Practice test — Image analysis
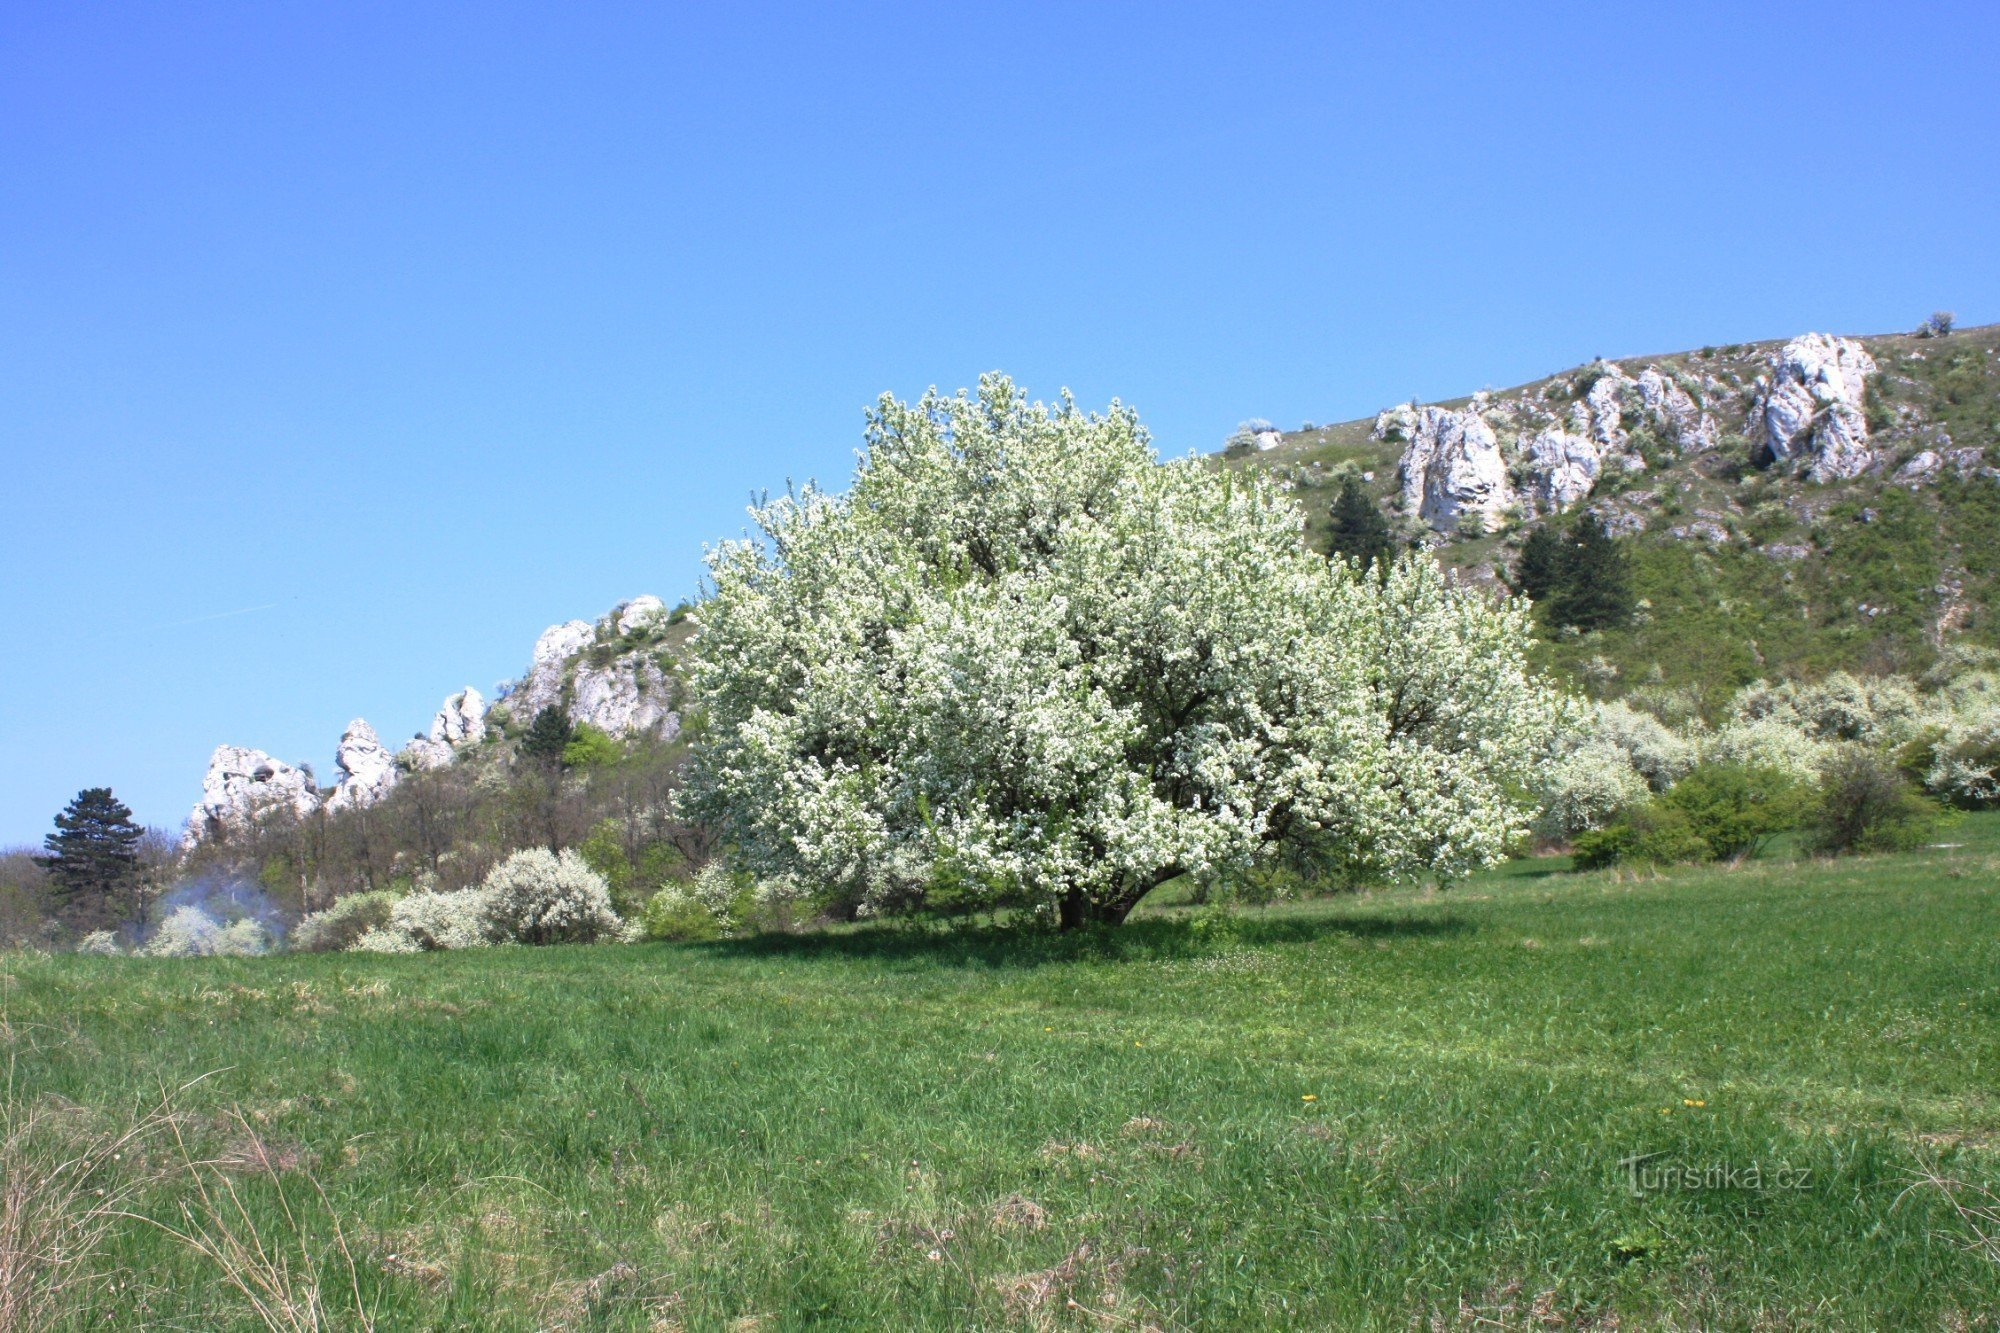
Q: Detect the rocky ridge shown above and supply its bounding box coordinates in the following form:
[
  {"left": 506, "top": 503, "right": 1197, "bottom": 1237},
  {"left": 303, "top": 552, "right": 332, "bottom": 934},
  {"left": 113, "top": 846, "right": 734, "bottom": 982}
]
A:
[{"left": 186, "top": 595, "right": 684, "bottom": 845}]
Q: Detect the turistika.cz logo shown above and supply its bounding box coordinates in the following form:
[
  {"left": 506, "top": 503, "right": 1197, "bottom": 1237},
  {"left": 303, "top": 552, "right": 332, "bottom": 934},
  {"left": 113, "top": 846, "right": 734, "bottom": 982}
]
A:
[{"left": 1616, "top": 1152, "right": 1814, "bottom": 1198}]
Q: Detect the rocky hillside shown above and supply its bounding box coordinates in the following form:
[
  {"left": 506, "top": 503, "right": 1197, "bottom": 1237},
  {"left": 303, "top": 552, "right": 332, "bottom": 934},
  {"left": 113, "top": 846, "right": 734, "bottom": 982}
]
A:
[
  {"left": 186, "top": 596, "right": 690, "bottom": 843},
  {"left": 185, "top": 321, "right": 2000, "bottom": 843},
  {"left": 1229, "top": 323, "right": 2000, "bottom": 706}
]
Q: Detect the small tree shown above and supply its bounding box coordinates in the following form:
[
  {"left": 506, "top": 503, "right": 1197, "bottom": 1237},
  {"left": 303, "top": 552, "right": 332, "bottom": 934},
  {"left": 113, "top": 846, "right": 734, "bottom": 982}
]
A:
[
  {"left": 1512, "top": 524, "right": 1565, "bottom": 602},
  {"left": 34, "top": 788, "right": 143, "bottom": 930},
  {"left": 1544, "top": 516, "right": 1633, "bottom": 632},
  {"left": 1325, "top": 473, "right": 1396, "bottom": 575},
  {"left": 519, "top": 706, "right": 576, "bottom": 767},
  {"left": 1917, "top": 310, "right": 1956, "bottom": 339},
  {"left": 1806, "top": 749, "right": 1946, "bottom": 854}
]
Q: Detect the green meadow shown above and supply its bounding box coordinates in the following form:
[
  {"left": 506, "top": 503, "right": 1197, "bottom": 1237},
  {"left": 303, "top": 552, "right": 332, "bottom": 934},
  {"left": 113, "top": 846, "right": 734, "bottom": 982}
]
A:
[{"left": 10, "top": 819, "right": 2000, "bottom": 1329}]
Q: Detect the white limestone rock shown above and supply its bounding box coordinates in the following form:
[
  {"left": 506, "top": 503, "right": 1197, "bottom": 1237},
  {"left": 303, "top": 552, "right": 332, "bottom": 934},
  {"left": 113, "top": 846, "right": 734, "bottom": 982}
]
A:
[
  {"left": 1635, "top": 369, "right": 1717, "bottom": 452},
  {"left": 1524, "top": 429, "right": 1602, "bottom": 512},
  {"left": 1571, "top": 365, "right": 1631, "bottom": 453},
  {"left": 1896, "top": 451, "right": 1942, "bottom": 486},
  {"left": 1754, "top": 334, "right": 1878, "bottom": 480},
  {"left": 570, "top": 657, "right": 681, "bottom": 741},
  {"left": 1253, "top": 428, "right": 1284, "bottom": 452},
  {"left": 399, "top": 687, "right": 488, "bottom": 771},
  {"left": 615, "top": 596, "right": 668, "bottom": 633},
  {"left": 430, "top": 687, "right": 487, "bottom": 745},
  {"left": 187, "top": 746, "right": 320, "bottom": 845},
  {"left": 327, "top": 719, "right": 398, "bottom": 812},
  {"left": 516, "top": 619, "right": 594, "bottom": 719},
  {"left": 1390, "top": 406, "right": 1512, "bottom": 532}
]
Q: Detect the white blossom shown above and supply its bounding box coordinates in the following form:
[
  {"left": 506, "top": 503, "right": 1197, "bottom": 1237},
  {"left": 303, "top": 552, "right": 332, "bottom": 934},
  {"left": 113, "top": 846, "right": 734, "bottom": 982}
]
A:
[{"left": 684, "top": 375, "right": 1573, "bottom": 924}]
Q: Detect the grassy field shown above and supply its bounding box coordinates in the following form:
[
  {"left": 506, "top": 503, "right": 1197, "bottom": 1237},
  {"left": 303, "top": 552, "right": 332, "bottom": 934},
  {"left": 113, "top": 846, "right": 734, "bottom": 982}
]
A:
[{"left": 9, "top": 822, "right": 2000, "bottom": 1329}]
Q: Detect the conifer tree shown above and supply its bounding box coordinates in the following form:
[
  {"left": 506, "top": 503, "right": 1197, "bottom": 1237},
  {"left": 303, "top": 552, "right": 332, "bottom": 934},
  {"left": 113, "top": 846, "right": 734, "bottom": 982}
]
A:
[
  {"left": 35, "top": 787, "right": 142, "bottom": 929},
  {"left": 1325, "top": 473, "right": 1396, "bottom": 575},
  {"left": 1546, "top": 515, "right": 1633, "bottom": 631},
  {"left": 1513, "top": 523, "right": 1565, "bottom": 602},
  {"left": 520, "top": 705, "right": 576, "bottom": 768}
]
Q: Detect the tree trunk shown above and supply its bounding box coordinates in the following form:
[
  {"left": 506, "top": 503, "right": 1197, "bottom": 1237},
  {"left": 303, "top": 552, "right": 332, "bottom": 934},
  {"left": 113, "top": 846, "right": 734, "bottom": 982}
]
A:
[{"left": 1055, "top": 867, "right": 1185, "bottom": 930}]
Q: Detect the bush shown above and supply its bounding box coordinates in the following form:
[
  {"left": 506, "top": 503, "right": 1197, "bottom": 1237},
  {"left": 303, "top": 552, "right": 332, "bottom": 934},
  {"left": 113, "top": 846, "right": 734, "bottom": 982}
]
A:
[
  {"left": 640, "top": 884, "right": 724, "bottom": 942},
  {"left": 1917, "top": 310, "right": 1955, "bottom": 339},
  {"left": 139, "top": 906, "right": 271, "bottom": 958},
  {"left": 359, "top": 887, "right": 496, "bottom": 952},
  {"left": 1572, "top": 802, "right": 1710, "bottom": 869},
  {"left": 1659, "top": 763, "right": 1805, "bottom": 860},
  {"left": 290, "top": 891, "right": 397, "bottom": 953},
  {"left": 76, "top": 929, "right": 121, "bottom": 956},
  {"left": 479, "top": 848, "right": 623, "bottom": 946},
  {"left": 1574, "top": 763, "right": 1804, "bottom": 868},
  {"left": 1805, "top": 749, "right": 1948, "bottom": 855}
]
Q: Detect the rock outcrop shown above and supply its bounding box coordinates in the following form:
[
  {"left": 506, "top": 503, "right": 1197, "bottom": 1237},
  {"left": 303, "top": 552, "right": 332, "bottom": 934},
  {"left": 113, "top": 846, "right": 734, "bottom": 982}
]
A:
[
  {"left": 570, "top": 658, "right": 680, "bottom": 740},
  {"left": 187, "top": 746, "right": 320, "bottom": 844},
  {"left": 1524, "top": 429, "right": 1602, "bottom": 513},
  {"left": 616, "top": 596, "right": 667, "bottom": 633},
  {"left": 1571, "top": 367, "right": 1632, "bottom": 455},
  {"left": 1754, "top": 334, "right": 1877, "bottom": 480},
  {"left": 1385, "top": 406, "right": 1512, "bottom": 532},
  {"left": 400, "top": 687, "right": 488, "bottom": 770},
  {"left": 1635, "top": 369, "right": 1717, "bottom": 452},
  {"left": 327, "top": 720, "right": 398, "bottom": 811},
  {"left": 516, "top": 620, "right": 595, "bottom": 719}
]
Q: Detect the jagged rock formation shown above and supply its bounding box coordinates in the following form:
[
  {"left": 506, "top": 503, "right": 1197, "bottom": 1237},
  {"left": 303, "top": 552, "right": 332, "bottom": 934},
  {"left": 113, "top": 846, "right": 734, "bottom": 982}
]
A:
[
  {"left": 500, "top": 598, "right": 681, "bottom": 739},
  {"left": 404, "top": 686, "right": 490, "bottom": 770},
  {"left": 187, "top": 746, "right": 320, "bottom": 844},
  {"left": 572, "top": 658, "right": 680, "bottom": 739},
  {"left": 1380, "top": 405, "right": 1512, "bottom": 532},
  {"left": 516, "top": 620, "right": 595, "bottom": 719},
  {"left": 1753, "top": 333, "right": 1877, "bottom": 480},
  {"left": 1635, "top": 369, "right": 1717, "bottom": 452},
  {"left": 616, "top": 596, "right": 667, "bottom": 633},
  {"left": 1524, "top": 429, "right": 1602, "bottom": 512},
  {"left": 327, "top": 720, "right": 398, "bottom": 811}
]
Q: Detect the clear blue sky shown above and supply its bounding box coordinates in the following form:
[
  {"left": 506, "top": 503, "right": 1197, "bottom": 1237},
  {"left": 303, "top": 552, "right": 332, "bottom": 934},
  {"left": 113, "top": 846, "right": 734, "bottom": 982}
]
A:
[{"left": 2, "top": 2, "right": 1995, "bottom": 844}]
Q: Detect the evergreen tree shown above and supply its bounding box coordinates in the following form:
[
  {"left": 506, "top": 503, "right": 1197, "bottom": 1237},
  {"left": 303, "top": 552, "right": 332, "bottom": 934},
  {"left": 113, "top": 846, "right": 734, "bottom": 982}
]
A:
[
  {"left": 1325, "top": 473, "right": 1396, "bottom": 575},
  {"left": 1513, "top": 523, "right": 1565, "bottom": 602},
  {"left": 1546, "top": 515, "right": 1634, "bottom": 631},
  {"left": 34, "top": 787, "right": 142, "bottom": 929},
  {"left": 520, "top": 706, "right": 576, "bottom": 768}
]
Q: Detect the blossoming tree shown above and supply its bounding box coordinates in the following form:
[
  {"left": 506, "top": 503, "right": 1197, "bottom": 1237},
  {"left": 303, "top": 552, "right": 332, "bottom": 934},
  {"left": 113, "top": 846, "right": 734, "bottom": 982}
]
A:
[{"left": 685, "top": 375, "right": 1572, "bottom": 927}]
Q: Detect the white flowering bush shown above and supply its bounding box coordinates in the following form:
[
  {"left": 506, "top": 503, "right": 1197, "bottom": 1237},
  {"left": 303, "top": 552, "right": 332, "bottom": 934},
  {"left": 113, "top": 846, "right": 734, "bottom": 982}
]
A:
[
  {"left": 1593, "top": 701, "right": 1697, "bottom": 791},
  {"left": 291, "top": 891, "right": 396, "bottom": 953},
  {"left": 1926, "top": 703, "right": 2000, "bottom": 807},
  {"left": 355, "top": 886, "right": 495, "bottom": 952},
  {"left": 77, "top": 929, "right": 122, "bottom": 956},
  {"left": 685, "top": 374, "right": 1573, "bottom": 926},
  {"left": 139, "top": 906, "right": 271, "bottom": 958},
  {"left": 479, "top": 848, "right": 623, "bottom": 945},
  {"left": 1535, "top": 737, "right": 1649, "bottom": 840},
  {"left": 350, "top": 850, "right": 623, "bottom": 951}
]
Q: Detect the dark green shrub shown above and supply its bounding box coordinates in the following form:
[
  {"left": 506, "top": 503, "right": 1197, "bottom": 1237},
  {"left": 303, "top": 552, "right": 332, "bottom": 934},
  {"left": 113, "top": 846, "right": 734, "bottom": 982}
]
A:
[
  {"left": 1805, "top": 749, "right": 1949, "bottom": 854},
  {"left": 1576, "top": 762, "right": 1804, "bottom": 868},
  {"left": 1572, "top": 802, "right": 1709, "bottom": 869}
]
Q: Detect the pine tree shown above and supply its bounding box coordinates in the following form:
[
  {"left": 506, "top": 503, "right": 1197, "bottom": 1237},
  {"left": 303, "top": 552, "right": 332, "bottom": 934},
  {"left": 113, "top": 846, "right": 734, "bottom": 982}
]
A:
[
  {"left": 34, "top": 787, "right": 142, "bottom": 929},
  {"left": 1513, "top": 523, "right": 1566, "bottom": 602},
  {"left": 520, "top": 706, "right": 576, "bottom": 768},
  {"left": 1547, "top": 515, "right": 1634, "bottom": 631},
  {"left": 1325, "top": 474, "right": 1396, "bottom": 575}
]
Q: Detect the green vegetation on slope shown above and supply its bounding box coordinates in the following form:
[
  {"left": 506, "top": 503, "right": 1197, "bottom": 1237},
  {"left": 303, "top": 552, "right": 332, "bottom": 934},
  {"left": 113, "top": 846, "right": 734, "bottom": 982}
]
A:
[
  {"left": 10, "top": 820, "right": 1999, "bottom": 1328},
  {"left": 1233, "top": 325, "right": 2000, "bottom": 713}
]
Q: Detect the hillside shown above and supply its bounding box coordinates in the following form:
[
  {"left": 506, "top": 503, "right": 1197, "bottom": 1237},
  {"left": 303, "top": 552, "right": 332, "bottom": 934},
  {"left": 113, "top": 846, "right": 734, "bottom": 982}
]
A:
[{"left": 1229, "top": 323, "right": 2000, "bottom": 710}]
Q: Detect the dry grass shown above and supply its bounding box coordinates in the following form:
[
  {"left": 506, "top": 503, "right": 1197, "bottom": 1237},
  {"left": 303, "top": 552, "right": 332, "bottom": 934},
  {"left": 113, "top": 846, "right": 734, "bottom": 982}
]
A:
[
  {"left": 1904, "top": 1161, "right": 2000, "bottom": 1269},
  {"left": 129, "top": 1106, "right": 375, "bottom": 1332},
  {"left": 0, "top": 1093, "right": 168, "bottom": 1331}
]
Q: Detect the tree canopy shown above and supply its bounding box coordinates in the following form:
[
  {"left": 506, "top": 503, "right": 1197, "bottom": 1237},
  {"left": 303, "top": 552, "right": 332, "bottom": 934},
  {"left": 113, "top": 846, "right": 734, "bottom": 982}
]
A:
[
  {"left": 685, "top": 375, "right": 1572, "bottom": 927},
  {"left": 1325, "top": 473, "right": 1397, "bottom": 575},
  {"left": 35, "top": 786, "right": 143, "bottom": 928}
]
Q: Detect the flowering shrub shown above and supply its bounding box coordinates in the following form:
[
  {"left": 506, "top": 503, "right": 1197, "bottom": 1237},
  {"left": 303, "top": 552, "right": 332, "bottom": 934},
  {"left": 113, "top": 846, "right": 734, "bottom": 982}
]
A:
[
  {"left": 77, "top": 930, "right": 122, "bottom": 956},
  {"left": 138, "top": 906, "right": 271, "bottom": 957},
  {"left": 685, "top": 375, "right": 1572, "bottom": 926},
  {"left": 479, "top": 848, "right": 622, "bottom": 945},
  {"left": 355, "top": 887, "right": 496, "bottom": 952},
  {"left": 291, "top": 891, "right": 396, "bottom": 953},
  {"left": 349, "top": 850, "right": 623, "bottom": 951}
]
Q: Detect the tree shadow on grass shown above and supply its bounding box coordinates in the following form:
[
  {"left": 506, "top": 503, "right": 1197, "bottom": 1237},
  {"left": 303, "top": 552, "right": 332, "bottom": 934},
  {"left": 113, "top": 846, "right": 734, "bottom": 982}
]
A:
[{"left": 697, "top": 907, "right": 1473, "bottom": 972}]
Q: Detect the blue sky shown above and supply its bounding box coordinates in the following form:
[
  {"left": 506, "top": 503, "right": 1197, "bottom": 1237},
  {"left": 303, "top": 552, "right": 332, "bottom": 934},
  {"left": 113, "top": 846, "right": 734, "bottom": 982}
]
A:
[{"left": 2, "top": 1, "right": 1995, "bottom": 843}]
